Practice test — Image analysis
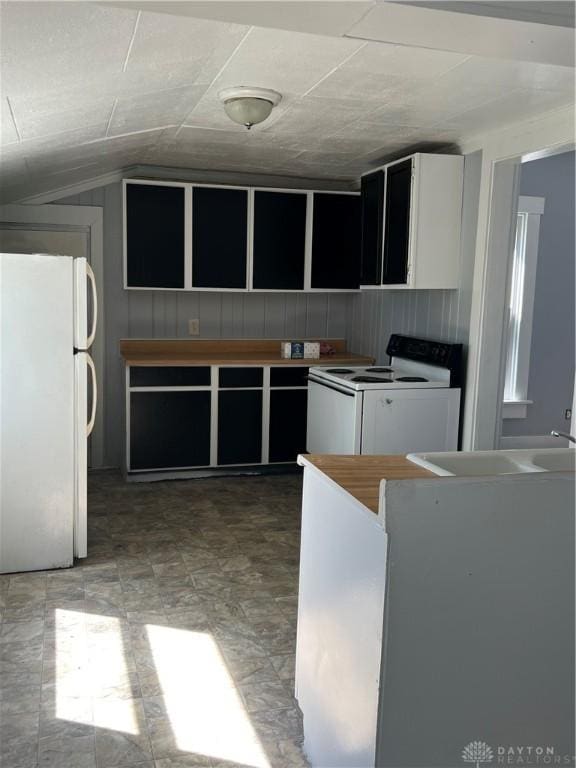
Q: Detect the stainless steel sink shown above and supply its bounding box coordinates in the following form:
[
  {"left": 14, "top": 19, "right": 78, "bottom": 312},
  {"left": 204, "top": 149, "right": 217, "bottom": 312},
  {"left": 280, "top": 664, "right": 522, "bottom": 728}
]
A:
[{"left": 406, "top": 448, "right": 575, "bottom": 476}]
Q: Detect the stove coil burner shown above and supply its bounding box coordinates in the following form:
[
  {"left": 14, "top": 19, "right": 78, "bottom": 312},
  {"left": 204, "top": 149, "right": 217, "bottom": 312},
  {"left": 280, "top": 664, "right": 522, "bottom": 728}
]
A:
[
  {"left": 351, "top": 375, "right": 394, "bottom": 383},
  {"left": 325, "top": 368, "right": 354, "bottom": 374},
  {"left": 395, "top": 376, "right": 428, "bottom": 382},
  {"left": 365, "top": 367, "right": 393, "bottom": 373}
]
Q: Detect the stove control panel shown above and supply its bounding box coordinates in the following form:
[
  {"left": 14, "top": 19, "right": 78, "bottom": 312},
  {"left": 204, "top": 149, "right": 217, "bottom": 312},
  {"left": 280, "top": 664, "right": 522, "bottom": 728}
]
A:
[{"left": 386, "top": 334, "right": 462, "bottom": 386}]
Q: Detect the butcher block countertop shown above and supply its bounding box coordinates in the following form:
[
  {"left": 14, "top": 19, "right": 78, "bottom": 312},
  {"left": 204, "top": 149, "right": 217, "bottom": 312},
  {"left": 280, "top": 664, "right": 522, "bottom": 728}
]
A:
[
  {"left": 298, "top": 454, "right": 435, "bottom": 514},
  {"left": 120, "top": 338, "right": 374, "bottom": 367}
]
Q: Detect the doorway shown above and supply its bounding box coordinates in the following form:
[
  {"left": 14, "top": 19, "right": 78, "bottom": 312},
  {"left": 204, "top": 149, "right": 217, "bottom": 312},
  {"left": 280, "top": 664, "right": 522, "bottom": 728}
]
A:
[{"left": 500, "top": 150, "right": 575, "bottom": 448}]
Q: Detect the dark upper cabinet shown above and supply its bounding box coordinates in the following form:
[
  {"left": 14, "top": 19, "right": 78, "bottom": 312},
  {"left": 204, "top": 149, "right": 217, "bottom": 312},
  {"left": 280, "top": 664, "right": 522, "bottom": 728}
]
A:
[
  {"left": 252, "top": 191, "right": 307, "bottom": 290},
  {"left": 192, "top": 187, "right": 248, "bottom": 288},
  {"left": 125, "top": 183, "right": 185, "bottom": 289},
  {"left": 360, "top": 170, "right": 385, "bottom": 285},
  {"left": 269, "top": 389, "right": 308, "bottom": 463},
  {"left": 310, "top": 193, "right": 361, "bottom": 289},
  {"left": 130, "top": 390, "right": 211, "bottom": 470},
  {"left": 382, "top": 159, "right": 412, "bottom": 285},
  {"left": 218, "top": 390, "right": 263, "bottom": 465}
]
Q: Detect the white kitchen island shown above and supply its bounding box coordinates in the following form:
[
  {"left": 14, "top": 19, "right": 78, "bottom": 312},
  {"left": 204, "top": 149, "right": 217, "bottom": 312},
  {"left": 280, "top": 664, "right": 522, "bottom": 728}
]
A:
[{"left": 294, "top": 454, "right": 575, "bottom": 768}]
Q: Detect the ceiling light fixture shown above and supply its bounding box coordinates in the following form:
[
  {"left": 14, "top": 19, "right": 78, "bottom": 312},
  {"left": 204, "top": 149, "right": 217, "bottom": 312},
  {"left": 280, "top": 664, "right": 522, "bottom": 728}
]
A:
[{"left": 219, "top": 87, "right": 282, "bottom": 130}]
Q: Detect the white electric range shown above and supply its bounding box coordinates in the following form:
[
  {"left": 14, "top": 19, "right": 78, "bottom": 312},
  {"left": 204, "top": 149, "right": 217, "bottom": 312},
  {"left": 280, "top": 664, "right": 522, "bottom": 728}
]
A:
[{"left": 306, "top": 334, "right": 462, "bottom": 456}]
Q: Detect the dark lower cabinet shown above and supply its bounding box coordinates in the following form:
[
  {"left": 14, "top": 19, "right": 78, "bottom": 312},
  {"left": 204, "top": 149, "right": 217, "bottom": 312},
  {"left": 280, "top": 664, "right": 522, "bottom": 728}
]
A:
[
  {"left": 382, "top": 159, "right": 412, "bottom": 284},
  {"left": 252, "top": 191, "right": 307, "bottom": 290},
  {"left": 311, "top": 193, "right": 361, "bottom": 289},
  {"left": 126, "top": 183, "right": 185, "bottom": 288},
  {"left": 218, "top": 390, "right": 263, "bottom": 465},
  {"left": 269, "top": 389, "right": 308, "bottom": 463},
  {"left": 130, "top": 391, "right": 210, "bottom": 470}
]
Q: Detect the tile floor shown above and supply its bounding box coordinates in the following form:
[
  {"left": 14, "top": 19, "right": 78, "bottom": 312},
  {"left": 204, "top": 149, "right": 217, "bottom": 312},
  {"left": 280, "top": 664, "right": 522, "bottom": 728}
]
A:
[{"left": 0, "top": 471, "right": 310, "bottom": 768}]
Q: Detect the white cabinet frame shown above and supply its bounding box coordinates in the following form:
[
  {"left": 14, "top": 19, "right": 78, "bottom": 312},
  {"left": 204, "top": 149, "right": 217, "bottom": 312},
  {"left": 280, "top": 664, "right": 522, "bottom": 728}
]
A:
[{"left": 359, "top": 152, "right": 464, "bottom": 291}]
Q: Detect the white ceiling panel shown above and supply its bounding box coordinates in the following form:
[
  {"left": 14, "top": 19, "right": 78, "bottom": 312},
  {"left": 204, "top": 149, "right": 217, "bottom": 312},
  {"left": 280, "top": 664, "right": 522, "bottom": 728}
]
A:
[
  {"left": 174, "top": 125, "right": 252, "bottom": 147},
  {"left": 16, "top": 101, "right": 115, "bottom": 142},
  {"left": 0, "top": 99, "right": 19, "bottom": 145},
  {"left": 109, "top": 85, "right": 207, "bottom": 136},
  {"left": 443, "top": 55, "right": 576, "bottom": 91},
  {"left": 0, "top": 3, "right": 137, "bottom": 95},
  {"left": 125, "top": 12, "right": 249, "bottom": 89},
  {"left": 0, "top": 1, "right": 574, "bottom": 201},
  {"left": 306, "top": 69, "right": 421, "bottom": 102},
  {"left": 343, "top": 42, "right": 469, "bottom": 79},
  {"left": 433, "top": 87, "right": 574, "bottom": 133},
  {"left": 260, "top": 96, "right": 376, "bottom": 138},
  {"left": 211, "top": 26, "right": 365, "bottom": 95}
]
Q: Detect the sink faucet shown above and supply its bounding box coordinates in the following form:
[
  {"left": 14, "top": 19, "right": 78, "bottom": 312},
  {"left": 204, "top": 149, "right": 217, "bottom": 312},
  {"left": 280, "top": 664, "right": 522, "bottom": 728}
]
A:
[{"left": 551, "top": 430, "right": 576, "bottom": 444}]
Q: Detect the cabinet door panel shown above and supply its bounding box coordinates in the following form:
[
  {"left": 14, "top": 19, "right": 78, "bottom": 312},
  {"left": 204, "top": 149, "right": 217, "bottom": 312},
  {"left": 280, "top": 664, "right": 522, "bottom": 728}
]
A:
[
  {"left": 311, "top": 193, "right": 361, "bottom": 289},
  {"left": 126, "top": 183, "right": 185, "bottom": 288},
  {"left": 252, "top": 191, "right": 306, "bottom": 290},
  {"left": 192, "top": 187, "right": 248, "bottom": 288},
  {"left": 269, "top": 389, "right": 308, "bottom": 463},
  {"left": 218, "top": 390, "right": 263, "bottom": 465},
  {"left": 130, "top": 391, "right": 210, "bottom": 470},
  {"left": 360, "top": 171, "right": 384, "bottom": 285},
  {"left": 382, "top": 159, "right": 412, "bottom": 285}
]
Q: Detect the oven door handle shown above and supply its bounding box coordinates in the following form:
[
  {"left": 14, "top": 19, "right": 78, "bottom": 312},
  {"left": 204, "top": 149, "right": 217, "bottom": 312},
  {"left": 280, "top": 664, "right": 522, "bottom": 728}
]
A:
[{"left": 307, "top": 376, "right": 356, "bottom": 397}]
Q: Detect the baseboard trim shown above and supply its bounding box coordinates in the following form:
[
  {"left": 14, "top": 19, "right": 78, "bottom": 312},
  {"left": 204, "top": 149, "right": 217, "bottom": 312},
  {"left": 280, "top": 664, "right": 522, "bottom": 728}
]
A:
[{"left": 499, "top": 434, "right": 569, "bottom": 449}]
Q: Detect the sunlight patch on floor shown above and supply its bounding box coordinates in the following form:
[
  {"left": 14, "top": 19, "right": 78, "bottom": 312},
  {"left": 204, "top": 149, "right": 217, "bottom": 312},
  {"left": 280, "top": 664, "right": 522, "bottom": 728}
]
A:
[
  {"left": 55, "top": 609, "right": 139, "bottom": 735},
  {"left": 146, "top": 624, "right": 271, "bottom": 768}
]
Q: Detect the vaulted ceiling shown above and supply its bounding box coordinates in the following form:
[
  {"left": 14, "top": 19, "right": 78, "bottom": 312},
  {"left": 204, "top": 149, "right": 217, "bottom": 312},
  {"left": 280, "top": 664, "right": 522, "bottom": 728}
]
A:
[{"left": 0, "top": 1, "right": 574, "bottom": 202}]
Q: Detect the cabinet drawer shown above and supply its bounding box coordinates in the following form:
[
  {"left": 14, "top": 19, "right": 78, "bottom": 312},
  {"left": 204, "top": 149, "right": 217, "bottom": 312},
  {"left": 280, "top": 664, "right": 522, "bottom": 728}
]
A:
[
  {"left": 270, "top": 367, "right": 309, "bottom": 387},
  {"left": 130, "top": 367, "right": 211, "bottom": 387},
  {"left": 219, "top": 367, "right": 263, "bottom": 388}
]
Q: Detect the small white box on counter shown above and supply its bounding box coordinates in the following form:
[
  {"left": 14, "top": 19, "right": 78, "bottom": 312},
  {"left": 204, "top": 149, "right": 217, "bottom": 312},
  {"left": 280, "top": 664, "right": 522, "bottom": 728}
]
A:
[
  {"left": 282, "top": 341, "right": 320, "bottom": 359},
  {"left": 304, "top": 343, "right": 320, "bottom": 359}
]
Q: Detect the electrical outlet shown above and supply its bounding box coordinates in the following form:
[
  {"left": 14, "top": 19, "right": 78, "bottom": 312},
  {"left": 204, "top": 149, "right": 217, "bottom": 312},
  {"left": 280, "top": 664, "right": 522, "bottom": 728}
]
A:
[
  {"left": 565, "top": 408, "right": 572, "bottom": 421},
  {"left": 188, "top": 319, "right": 200, "bottom": 336}
]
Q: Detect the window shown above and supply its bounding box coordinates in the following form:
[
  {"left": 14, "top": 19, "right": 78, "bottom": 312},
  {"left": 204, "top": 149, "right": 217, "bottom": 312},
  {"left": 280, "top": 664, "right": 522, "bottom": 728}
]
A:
[{"left": 503, "top": 195, "right": 544, "bottom": 419}]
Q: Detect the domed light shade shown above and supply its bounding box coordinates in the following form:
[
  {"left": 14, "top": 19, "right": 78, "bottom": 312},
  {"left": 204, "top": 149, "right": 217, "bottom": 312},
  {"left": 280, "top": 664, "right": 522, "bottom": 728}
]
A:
[{"left": 219, "top": 87, "right": 282, "bottom": 130}]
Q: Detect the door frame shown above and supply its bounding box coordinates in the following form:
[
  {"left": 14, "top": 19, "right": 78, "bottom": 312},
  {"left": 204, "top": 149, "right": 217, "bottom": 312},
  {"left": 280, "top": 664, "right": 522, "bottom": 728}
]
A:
[
  {"left": 0, "top": 202, "right": 105, "bottom": 467},
  {"left": 460, "top": 104, "right": 575, "bottom": 451}
]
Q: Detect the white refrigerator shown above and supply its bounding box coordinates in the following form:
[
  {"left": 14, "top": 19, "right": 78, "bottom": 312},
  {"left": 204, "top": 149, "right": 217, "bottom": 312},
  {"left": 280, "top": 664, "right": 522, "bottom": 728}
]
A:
[{"left": 0, "top": 253, "right": 97, "bottom": 573}]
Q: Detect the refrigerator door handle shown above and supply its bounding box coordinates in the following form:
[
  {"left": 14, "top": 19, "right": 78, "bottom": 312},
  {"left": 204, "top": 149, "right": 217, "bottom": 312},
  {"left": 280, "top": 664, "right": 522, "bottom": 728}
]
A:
[
  {"left": 86, "top": 262, "right": 98, "bottom": 349},
  {"left": 86, "top": 353, "right": 97, "bottom": 436}
]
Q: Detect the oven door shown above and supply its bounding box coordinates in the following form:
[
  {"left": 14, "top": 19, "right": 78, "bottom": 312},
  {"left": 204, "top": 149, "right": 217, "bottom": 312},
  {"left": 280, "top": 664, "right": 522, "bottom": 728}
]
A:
[{"left": 306, "top": 378, "right": 363, "bottom": 454}]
